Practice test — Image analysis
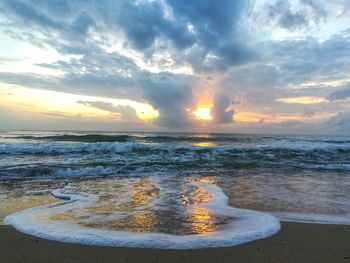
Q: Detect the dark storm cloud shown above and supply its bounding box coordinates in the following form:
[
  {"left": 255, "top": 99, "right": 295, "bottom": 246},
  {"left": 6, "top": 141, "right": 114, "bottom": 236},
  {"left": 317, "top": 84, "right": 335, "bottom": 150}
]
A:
[
  {"left": 98, "top": 0, "right": 254, "bottom": 71},
  {"left": 111, "top": 0, "right": 195, "bottom": 50},
  {"left": 167, "top": 0, "right": 254, "bottom": 71},
  {"left": 91, "top": 0, "right": 253, "bottom": 70}
]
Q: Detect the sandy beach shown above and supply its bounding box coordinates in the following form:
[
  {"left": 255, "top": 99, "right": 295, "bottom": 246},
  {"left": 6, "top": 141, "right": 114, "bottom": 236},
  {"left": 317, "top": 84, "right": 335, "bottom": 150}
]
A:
[{"left": 1, "top": 222, "right": 349, "bottom": 263}]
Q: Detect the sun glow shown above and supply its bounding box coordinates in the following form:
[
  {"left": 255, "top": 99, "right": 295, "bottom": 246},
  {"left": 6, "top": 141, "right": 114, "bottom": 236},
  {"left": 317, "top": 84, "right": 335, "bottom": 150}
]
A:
[
  {"left": 276, "top": 96, "right": 328, "bottom": 104},
  {"left": 192, "top": 107, "right": 212, "bottom": 121},
  {"left": 234, "top": 111, "right": 334, "bottom": 123},
  {"left": 0, "top": 85, "right": 159, "bottom": 121}
]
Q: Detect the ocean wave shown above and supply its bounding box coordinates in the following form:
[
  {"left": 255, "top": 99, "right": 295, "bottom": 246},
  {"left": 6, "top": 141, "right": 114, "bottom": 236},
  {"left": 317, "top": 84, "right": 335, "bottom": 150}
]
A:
[
  {"left": 1, "top": 141, "right": 350, "bottom": 155},
  {"left": 0, "top": 165, "right": 125, "bottom": 179},
  {"left": 0, "top": 142, "right": 161, "bottom": 155},
  {"left": 10, "top": 134, "right": 132, "bottom": 143},
  {"left": 5, "top": 134, "right": 259, "bottom": 143},
  {"left": 6, "top": 133, "right": 350, "bottom": 146},
  {"left": 2, "top": 160, "right": 350, "bottom": 180},
  {"left": 1, "top": 140, "right": 350, "bottom": 178}
]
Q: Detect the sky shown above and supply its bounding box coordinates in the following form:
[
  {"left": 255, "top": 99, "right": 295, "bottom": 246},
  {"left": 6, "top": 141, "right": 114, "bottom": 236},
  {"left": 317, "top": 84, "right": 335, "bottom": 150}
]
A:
[{"left": 0, "top": 0, "right": 350, "bottom": 134}]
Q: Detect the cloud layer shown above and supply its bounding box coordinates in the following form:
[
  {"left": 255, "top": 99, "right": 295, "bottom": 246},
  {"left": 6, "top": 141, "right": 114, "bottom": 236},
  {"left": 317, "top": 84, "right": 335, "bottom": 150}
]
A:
[{"left": 0, "top": 0, "right": 350, "bottom": 134}]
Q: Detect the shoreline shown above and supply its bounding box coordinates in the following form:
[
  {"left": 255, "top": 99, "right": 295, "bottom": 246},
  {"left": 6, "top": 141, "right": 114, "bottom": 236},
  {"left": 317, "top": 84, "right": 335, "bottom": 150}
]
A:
[{"left": 1, "top": 222, "right": 350, "bottom": 263}]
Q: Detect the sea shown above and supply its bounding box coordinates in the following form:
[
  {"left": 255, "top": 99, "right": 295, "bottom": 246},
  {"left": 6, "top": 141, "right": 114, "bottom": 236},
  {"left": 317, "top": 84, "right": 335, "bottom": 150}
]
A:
[{"left": 1, "top": 131, "right": 350, "bottom": 248}]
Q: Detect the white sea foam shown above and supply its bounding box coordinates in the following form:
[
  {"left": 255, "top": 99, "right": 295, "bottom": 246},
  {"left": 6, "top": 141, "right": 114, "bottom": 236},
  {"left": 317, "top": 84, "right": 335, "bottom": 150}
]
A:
[{"left": 4, "top": 181, "right": 281, "bottom": 249}]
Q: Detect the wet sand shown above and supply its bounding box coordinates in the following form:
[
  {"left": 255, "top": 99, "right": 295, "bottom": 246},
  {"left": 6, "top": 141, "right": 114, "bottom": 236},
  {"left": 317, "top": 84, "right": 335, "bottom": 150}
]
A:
[{"left": 0, "top": 222, "right": 349, "bottom": 263}]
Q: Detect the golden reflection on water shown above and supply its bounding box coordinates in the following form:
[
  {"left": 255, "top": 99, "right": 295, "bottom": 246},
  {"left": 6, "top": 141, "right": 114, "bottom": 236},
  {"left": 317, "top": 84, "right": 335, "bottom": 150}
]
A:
[
  {"left": 192, "top": 177, "right": 218, "bottom": 185},
  {"left": 132, "top": 178, "right": 159, "bottom": 206},
  {"left": 197, "top": 133, "right": 210, "bottom": 138},
  {"left": 80, "top": 179, "right": 161, "bottom": 232},
  {"left": 194, "top": 186, "right": 213, "bottom": 203},
  {"left": 119, "top": 178, "right": 160, "bottom": 209},
  {"left": 188, "top": 207, "right": 219, "bottom": 235},
  {"left": 47, "top": 177, "right": 229, "bottom": 235},
  {"left": 184, "top": 182, "right": 225, "bottom": 235},
  {"left": 182, "top": 186, "right": 213, "bottom": 205},
  {"left": 87, "top": 202, "right": 115, "bottom": 214},
  {"left": 86, "top": 213, "right": 159, "bottom": 233},
  {"left": 192, "top": 141, "right": 217, "bottom": 147}
]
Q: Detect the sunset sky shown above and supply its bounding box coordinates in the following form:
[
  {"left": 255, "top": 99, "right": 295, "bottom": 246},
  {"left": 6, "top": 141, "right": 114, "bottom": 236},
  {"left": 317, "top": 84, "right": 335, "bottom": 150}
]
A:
[{"left": 0, "top": 0, "right": 350, "bottom": 134}]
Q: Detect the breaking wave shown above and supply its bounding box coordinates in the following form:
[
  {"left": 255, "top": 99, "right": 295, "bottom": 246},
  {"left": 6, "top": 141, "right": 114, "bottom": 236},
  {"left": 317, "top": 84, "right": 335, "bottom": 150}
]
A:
[{"left": 1, "top": 140, "right": 350, "bottom": 155}]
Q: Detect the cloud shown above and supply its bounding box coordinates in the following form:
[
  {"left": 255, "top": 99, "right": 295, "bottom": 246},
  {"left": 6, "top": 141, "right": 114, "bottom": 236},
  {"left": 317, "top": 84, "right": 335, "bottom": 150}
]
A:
[
  {"left": 77, "top": 101, "right": 140, "bottom": 122},
  {"left": 269, "top": 1, "right": 308, "bottom": 30},
  {"left": 77, "top": 101, "right": 119, "bottom": 113},
  {"left": 263, "top": 0, "right": 327, "bottom": 30},
  {"left": 0, "top": 0, "right": 254, "bottom": 71},
  {"left": 167, "top": 0, "right": 254, "bottom": 71},
  {"left": 0, "top": 0, "right": 256, "bottom": 129},
  {"left": 220, "top": 31, "right": 350, "bottom": 107},
  {"left": 111, "top": 0, "right": 195, "bottom": 51},
  {"left": 328, "top": 84, "right": 350, "bottom": 100},
  {"left": 302, "top": 107, "right": 316, "bottom": 117},
  {"left": 142, "top": 73, "right": 195, "bottom": 127},
  {"left": 0, "top": 49, "right": 142, "bottom": 100},
  {"left": 40, "top": 111, "right": 78, "bottom": 118},
  {"left": 326, "top": 111, "right": 350, "bottom": 129},
  {"left": 0, "top": 0, "right": 350, "bottom": 134},
  {"left": 0, "top": 0, "right": 94, "bottom": 39},
  {"left": 0, "top": 0, "right": 62, "bottom": 29},
  {"left": 211, "top": 93, "right": 235, "bottom": 124}
]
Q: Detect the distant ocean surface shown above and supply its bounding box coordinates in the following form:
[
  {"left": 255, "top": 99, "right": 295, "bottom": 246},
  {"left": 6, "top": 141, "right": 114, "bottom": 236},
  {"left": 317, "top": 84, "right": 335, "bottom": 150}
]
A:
[{"left": 1, "top": 131, "right": 350, "bottom": 248}]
